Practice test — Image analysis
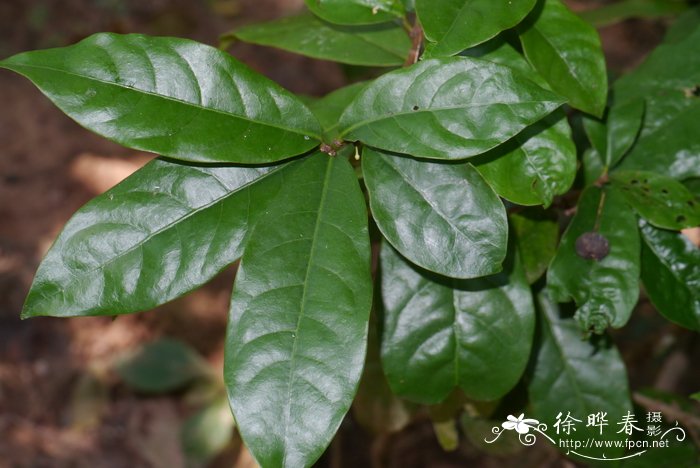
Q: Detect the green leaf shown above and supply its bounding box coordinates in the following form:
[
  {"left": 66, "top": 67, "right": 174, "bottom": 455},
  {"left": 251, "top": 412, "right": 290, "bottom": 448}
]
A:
[
  {"left": 582, "top": 113, "right": 608, "bottom": 158},
  {"left": 610, "top": 170, "right": 700, "bottom": 229},
  {"left": 519, "top": 0, "right": 608, "bottom": 117},
  {"left": 309, "top": 81, "right": 369, "bottom": 140},
  {"left": 363, "top": 147, "right": 507, "bottom": 278},
  {"left": 380, "top": 243, "right": 535, "bottom": 404},
  {"left": 528, "top": 291, "right": 632, "bottom": 460},
  {"left": 614, "top": 24, "right": 700, "bottom": 179},
  {"left": 640, "top": 220, "right": 700, "bottom": 331},
  {"left": 417, "top": 0, "right": 537, "bottom": 57},
  {"left": 226, "top": 13, "right": 410, "bottom": 66},
  {"left": 582, "top": 147, "right": 605, "bottom": 187},
  {"left": 510, "top": 209, "right": 559, "bottom": 284},
  {"left": 462, "top": 37, "right": 548, "bottom": 88},
  {"left": 0, "top": 33, "right": 321, "bottom": 164},
  {"left": 664, "top": 6, "right": 700, "bottom": 45},
  {"left": 474, "top": 110, "right": 576, "bottom": 207},
  {"left": 339, "top": 57, "right": 564, "bottom": 160},
  {"left": 606, "top": 98, "right": 645, "bottom": 168},
  {"left": 225, "top": 152, "right": 372, "bottom": 468},
  {"left": 547, "top": 186, "right": 640, "bottom": 332},
  {"left": 579, "top": 0, "right": 689, "bottom": 28},
  {"left": 116, "top": 339, "right": 212, "bottom": 393},
  {"left": 304, "top": 0, "right": 404, "bottom": 25},
  {"left": 182, "top": 396, "right": 235, "bottom": 466},
  {"left": 22, "top": 159, "right": 286, "bottom": 318}
]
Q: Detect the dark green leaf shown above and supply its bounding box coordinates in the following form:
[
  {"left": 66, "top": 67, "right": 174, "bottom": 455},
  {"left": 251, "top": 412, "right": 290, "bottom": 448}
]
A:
[
  {"left": 339, "top": 57, "right": 564, "bottom": 160},
  {"left": 663, "top": 6, "right": 700, "bottom": 44},
  {"left": 528, "top": 291, "right": 632, "bottom": 460},
  {"left": 0, "top": 33, "right": 321, "bottom": 164},
  {"left": 462, "top": 38, "right": 548, "bottom": 88},
  {"left": 614, "top": 25, "right": 700, "bottom": 179},
  {"left": 606, "top": 98, "right": 645, "bottom": 168},
  {"left": 309, "top": 81, "right": 369, "bottom": 140},
  {"left": 582, "top": 147, "right": 605, "bottom": 187},
  {"left": 519, "top": 0, "right": 608, "bottom": 117},
  {"left": 304, "top": 0, "right": 404, "bottom": 25},
  {"left": 22, "top": 159, "right": 286, "bottom": 318},
  {"left": 510, "top": 209, "right": 559, "bottom": 284},
  {"left": 363, "top": 147, "right": 507, "bottom": 278},
  {"left": 578, "top": 0, "right": 689, "bottom": 28},
  {"left": 380, "top": 243, "right": 535, "bottom": 403},
  {"left": 582, "top": 113, "right": 608, "bottom": 158},
  {"left": 182, "top": 396, "right": 235, "bottom": 465},
  {"left": 417, "top": 0, "right": 537, "bottom": 57},
  {"left": 640, "top": 220, "right": 700, "bottom": 331},
  {"left": 226, "top": 14, "right": 410, "bottom": 66},
  {"left": 547, "top": 186, "right": 640, "bottom": 332},
  {"left": 610, "top": 170, "right": 700, "bottom": 229},
  {"left": 116, "top": 339, "right": 212, "bottom": 393},
  {"left": 474, "top": 111, "right": 576, "bottom": 207},
  {"left": 225, "top": 152, "right": 372, "bottom": 468}
]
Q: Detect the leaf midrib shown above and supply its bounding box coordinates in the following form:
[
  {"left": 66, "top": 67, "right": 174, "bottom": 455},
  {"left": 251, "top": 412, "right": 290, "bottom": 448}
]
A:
[
  {"left": 281, "top": 157, "right": 334, "bottom": 466},
  {"left": 3, "top": 62, "right": 324, "bottom": 141},
  {"left": 340, "top": 99, "right": 561, "bottom": 137}
]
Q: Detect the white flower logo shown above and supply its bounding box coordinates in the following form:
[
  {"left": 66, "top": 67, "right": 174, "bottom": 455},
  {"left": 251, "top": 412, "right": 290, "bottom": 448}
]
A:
[{"left": 502, "top": 413, "right": 540, "bottom": 434}]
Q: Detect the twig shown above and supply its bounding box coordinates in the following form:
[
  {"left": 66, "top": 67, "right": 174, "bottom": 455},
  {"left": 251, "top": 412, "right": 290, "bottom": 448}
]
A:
[
  {"left": 404, "top": 20, "right": 423, "bottom": 67},
  {"left": 632, "top": 392, "right": 700, "bottom": 447}
]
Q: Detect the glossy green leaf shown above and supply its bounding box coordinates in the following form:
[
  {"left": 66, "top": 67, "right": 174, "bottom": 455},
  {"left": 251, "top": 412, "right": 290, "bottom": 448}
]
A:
[
  {"left": 462, "top": 38, "right": 548, "bottom": 88},
  {"left": 0, "top": 33, "right": 321, "bottom": 164},
  {"left": 510, "top": 209, "right": 559, "bottom": 284},
  {"left": 363, "top": 147, "right": 507, "bottom": 278},
  {"left": 304, "top": 0, "right": 404, "bottom": 25},
  {"left": 582, "top": 147, "right": 605, "bottom": 187},
  {"left": 582, "top": 113, "right": 608, "bottom": 158},
  {"left": 309, "top": 81, "right": 368, "bottom": 140},
  {"left": 528, "top": 291, "right": 632, "bottom": 460},
  {"left": 22, "top": 159, "right": 287, "bottom": 318},
  {"left": 380, "top": 243, "right": 535, "bottom": 403},
  {"left": 227, "top": 14, "right": 410, "bottom": 66},
  {"left": 579, "top": 0, "right": 688, "bottom": 28},
  {"left": 474, "top": 111, "right": 576, "bottom": 207},
  {"left": 225, "top": 152, "right": 372, "bottom": 468},
  {"left": 182, "top": 396, "right": 236, "bottom": 465},
  {"left": 547, "top": 187, "right": 640, "bottom": 332},
  {"left": 116, "top": 339, "right": 212, "bottom": 393},
  {"left": 606, "top": 98, "right": 645, "bottom": 168},
  {"left": 610, "top": 170, "right": 700, "bottom": 229},
  {"left": 417, "top": 0, "right": 537, "bottom": 57},
  {"left": 519, "top": 0, "right": 608, "bottom": 117},
  {"left": 339, "top": 57, "right": 564, "bottom": 160},
  {"left": 614, "top": 24, "right": 700, "bottom": 179},
  {"left": 640, "top": 220, "right": 700, "bottom": 331}
]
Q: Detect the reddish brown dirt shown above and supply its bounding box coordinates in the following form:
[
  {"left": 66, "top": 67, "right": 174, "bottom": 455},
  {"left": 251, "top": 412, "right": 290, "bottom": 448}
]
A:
[{"left": 0, "top": 1, "right": 697, "bottom": 467}]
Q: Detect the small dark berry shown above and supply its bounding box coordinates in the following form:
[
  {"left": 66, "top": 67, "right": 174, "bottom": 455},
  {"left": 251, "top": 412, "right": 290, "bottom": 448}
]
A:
[{"left": 575, "top": 232, "right": 610, "bottom": 260}]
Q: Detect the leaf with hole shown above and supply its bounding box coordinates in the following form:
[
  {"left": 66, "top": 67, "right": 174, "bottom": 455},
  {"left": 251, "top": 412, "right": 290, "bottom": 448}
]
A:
[
  {"left": 226, "top": 13, "right": 411, "bottom": 67},
  {"left": 380, "top": 243, "right": 535, "bottom": 403},
  {"left": 547, "top": 186, "right": 640, "bottom": 333},
  {"left": 225, "top": 152, "right": 372, "bottom": 468},
  {"left": 339, "top": 56, "right": 564, "bottom": 160},
  {"left": 363, "top": 147, "right": 508, "bottom": 278},
  {"left": 0, "top": 33, "right": 321, "bottom": 164},
  {"left": 610, "top": 170, "right": 700, "bottom": 229}
]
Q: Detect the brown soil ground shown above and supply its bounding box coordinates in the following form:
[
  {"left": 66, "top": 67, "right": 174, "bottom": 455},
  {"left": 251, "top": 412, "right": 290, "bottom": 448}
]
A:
[{"left": 0, "top": 1, "right": 697, "bottom": 467}]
